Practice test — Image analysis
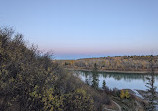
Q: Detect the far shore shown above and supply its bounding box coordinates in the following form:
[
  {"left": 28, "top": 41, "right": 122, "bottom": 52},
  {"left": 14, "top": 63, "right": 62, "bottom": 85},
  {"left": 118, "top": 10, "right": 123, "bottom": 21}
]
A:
[{"left": 65, "top": 68, "right": 158, "bottom": 74}]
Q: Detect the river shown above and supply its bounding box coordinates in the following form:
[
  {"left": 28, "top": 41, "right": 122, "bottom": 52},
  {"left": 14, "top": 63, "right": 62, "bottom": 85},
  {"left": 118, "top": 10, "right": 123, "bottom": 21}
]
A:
[{"left": 73, "top": 70, "right": 158, "bottom": 91}]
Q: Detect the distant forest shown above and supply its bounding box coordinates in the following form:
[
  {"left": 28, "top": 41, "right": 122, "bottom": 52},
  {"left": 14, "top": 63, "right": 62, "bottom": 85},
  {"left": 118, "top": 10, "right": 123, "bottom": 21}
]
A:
[{"left": 56, "top": 56, "right": 158, "bottom": 72}]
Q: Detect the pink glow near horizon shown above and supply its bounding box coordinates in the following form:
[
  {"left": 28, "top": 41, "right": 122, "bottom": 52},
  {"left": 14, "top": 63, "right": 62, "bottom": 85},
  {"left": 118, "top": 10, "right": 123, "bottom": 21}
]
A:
[{"left": 39, "top": 46, "right": 157, "bottom": 56}]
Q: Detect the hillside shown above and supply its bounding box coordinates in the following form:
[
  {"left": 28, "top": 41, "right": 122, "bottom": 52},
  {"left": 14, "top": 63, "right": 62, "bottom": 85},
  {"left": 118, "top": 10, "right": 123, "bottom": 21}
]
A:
[
  {"left": 0, "top": 28, "right": 151, "bottom": 111},
  {"left": 0, "top": 28, "right": 113, "bottom": 111}
]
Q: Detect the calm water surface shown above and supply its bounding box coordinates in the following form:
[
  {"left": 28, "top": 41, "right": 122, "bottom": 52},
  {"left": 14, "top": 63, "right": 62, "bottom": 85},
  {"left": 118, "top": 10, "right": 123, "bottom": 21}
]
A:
[{"left": 73, "top": 70, "right": 158, "bottom": 91}]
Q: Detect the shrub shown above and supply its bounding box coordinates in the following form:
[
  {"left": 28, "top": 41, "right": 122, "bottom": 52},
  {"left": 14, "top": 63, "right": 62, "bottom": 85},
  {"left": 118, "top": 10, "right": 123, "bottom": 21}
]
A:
[{"left": 0, "top": 27, "right": 110, "bottom": 111}]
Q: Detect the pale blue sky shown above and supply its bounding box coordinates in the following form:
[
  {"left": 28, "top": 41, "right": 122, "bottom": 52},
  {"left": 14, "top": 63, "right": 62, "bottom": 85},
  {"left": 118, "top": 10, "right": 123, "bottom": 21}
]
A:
[{"left": 0, "top": 0, "right": 158, "bottom": 59}]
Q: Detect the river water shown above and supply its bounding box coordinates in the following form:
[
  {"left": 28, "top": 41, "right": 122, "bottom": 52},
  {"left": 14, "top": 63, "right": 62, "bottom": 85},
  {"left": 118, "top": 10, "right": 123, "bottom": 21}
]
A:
[{"left": 73, "top": 70, "right": 158, "bottom": 91}]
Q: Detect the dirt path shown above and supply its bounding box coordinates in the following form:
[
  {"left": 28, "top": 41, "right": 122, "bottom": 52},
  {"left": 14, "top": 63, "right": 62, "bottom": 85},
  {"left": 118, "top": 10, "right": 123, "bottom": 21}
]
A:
[
  {"left": 103, "top": 100, "right": 122, "bottom": 111},
  {"left": 112, "top": 100, "right": 122, "bottom": 111}
]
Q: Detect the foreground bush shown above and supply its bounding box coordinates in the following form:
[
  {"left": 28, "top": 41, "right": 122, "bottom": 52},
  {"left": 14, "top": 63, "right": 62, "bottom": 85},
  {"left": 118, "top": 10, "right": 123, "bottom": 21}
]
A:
[{"left": 0, "top": 27, "right": 109, "bottom": 111}]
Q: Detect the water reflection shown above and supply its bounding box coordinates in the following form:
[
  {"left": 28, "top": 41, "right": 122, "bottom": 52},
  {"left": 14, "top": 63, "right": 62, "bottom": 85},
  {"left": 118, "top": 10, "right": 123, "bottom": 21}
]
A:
[{"left": 73, "top": 71, "right": 158, "bottom": 91}]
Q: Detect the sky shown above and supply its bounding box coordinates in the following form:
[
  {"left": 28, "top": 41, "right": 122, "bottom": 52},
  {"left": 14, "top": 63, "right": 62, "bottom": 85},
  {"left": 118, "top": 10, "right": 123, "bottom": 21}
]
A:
[{"left": 0, "top": 0, "right": 158, "bottom": 59}]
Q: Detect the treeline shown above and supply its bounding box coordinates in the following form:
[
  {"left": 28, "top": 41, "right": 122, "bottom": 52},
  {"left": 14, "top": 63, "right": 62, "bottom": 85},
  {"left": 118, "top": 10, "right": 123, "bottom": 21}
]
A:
[
  {"left": 56, "top": 56, "right": 158, "bottom": 71},
  {"left": 0, "top": 28, "right": 110, "bottom": 111}
]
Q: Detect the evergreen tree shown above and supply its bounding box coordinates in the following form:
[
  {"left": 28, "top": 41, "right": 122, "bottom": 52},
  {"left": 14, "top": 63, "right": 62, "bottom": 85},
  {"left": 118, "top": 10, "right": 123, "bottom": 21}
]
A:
[
  {"left": 85, "top": 78, "right": 89, "bottom": 85},
  {"left": 92, "top": 63, "right": 99, "bottom": 89},
  {"left": 145, "top": 55, "right": 157, "bottom": 111},
  {"left": 102, "top": 80, "right": 106, "bottom": 90}
]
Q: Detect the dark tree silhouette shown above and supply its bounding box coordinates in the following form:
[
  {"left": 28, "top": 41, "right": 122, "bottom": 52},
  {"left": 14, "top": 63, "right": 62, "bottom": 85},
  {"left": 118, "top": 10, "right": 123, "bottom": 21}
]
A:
[
  {"left": 102, "top": 80, "right": 106, "bottom": 90},
  {"left": 145, "top": 55, "right": 157, "bottom": 111},
  {"left": 92, "top": 63, "right": 99, "bottom": 89}
]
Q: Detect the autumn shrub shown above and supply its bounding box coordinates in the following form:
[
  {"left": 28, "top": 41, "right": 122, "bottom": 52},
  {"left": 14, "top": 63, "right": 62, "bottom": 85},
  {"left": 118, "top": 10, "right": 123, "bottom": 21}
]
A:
[
  {"left": 63, "top": 88, "right": 94, "bottom": 111},
  {"left": 0, "top": 27, "right": 108, "bottom": 111},
  {"left": 120, "top": 90, "right": 130, "bottom": 99}
]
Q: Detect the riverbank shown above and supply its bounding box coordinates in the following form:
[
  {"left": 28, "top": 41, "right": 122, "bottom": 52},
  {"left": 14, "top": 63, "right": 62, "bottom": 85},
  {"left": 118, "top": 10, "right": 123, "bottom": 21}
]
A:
[
  {"left": 103, "top": 89, "right": 148, "bottom": 111},
  {"left": 65, "top": 68, "right": 158, "bottom": 74},
  {"left": 110, "top": 89, "right": 158, "bottom": 111}
]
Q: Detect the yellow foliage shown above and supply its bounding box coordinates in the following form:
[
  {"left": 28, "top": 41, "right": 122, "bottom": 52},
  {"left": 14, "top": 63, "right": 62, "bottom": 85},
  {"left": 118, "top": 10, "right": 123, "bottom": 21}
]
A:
[
  {"left": 75, "top": 88, "right": 86, "bottom": 96},
  {"left": 125, "top": 90, "right": 130, "bottom": 99},
  {"left": 120, "top": 90, "right": 130, "bottom": 99},
  {"left": 120, "top": 90, "right": 125, "bottom": 99},
  {"left": 42, "top": 88, "right": 63, "bottom": 111}
]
